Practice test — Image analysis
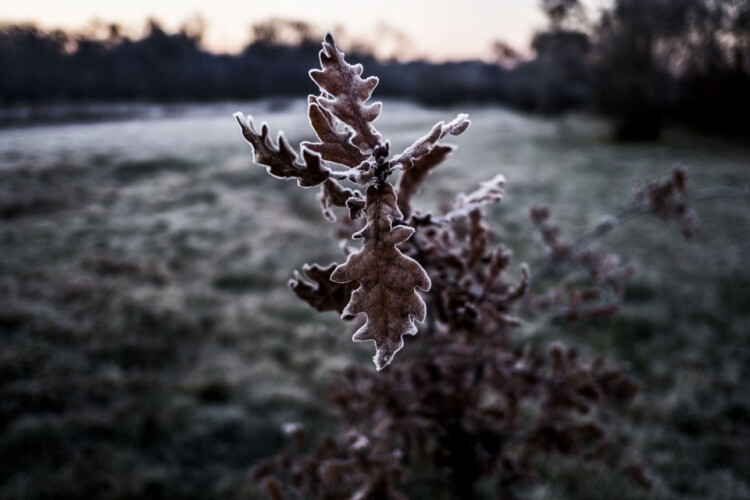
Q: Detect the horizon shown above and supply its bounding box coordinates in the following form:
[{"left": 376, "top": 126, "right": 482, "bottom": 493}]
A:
[{"left": 0, "top": 0, "right": 585, "bottom": 61}]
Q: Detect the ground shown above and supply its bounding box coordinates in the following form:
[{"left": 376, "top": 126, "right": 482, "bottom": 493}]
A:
[{"left": 0, "top": 100, "right": 748, "bottom": 499}]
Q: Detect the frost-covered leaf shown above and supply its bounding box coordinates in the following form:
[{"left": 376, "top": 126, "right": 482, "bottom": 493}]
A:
[
  {"left": 457, "top": 173, "right": 506, "bottom": 209},
  {"left": 331, "top": 183, "right": 431, "bottom": 370},
  {"left": 444, "top": 174, "right": 506, "bottom": 221},
  {"left": 303, "top": 96, "right": 369, "bottom": 168},
  {"left": 342, "top": 160, "right": 376, "bottom": 186},
  {"left": 309, "top": 33, "right": 382, "bottom": 154},
  {"left": 234, "top": 112, "right": 329, "bottom": 187},
  {"left": 396, "top": 144, "right": 454, "bottom": 218},
  {"left": 345, "top": 196, "right": 366, "bottom": 220},
  {"left": 290, "top": 263, "right": 356, "bottom": 314},
  {"left": 392, "top": 114, "right": 470, "bottom": 171},
  {"left": 318, "top": 178, "right": 363, "bottom": 221}
]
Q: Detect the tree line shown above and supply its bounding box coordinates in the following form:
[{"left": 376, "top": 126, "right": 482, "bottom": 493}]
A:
[{"left": 1, "top": 0, "right": 748, "bottom": 140}]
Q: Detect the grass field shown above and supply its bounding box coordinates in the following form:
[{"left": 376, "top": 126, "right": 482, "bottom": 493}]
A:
[{"left": 1, "top": 100, "right": 748, "bottom": 499}]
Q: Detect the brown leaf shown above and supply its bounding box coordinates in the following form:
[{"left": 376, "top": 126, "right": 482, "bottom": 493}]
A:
[
  {"left": 234, "top": 112, "right": 329, "bottom": 187},
  {"left": 318, "top": 178, "right": 363, "bottom": 221},
  {"left": 456, "top": 173, "right": 506, "bottom": 211},
  {"left": 289, "top": 263, "right": 355, "bottom": 314},
  {"left": 442, "top": 174, "right": 506, "bottom": 222},
  {"left": 309, "top": 33, "right": 382, "bottom": 154},
  {"left": 302, "top": 97, "right": 369, "bottom": 168},
  {"left": 630, "top": 166, "right": 697, "bottom": 239},
  {"left": 396, "top": 144, "right": 454, "bottom": 218},
  {"left": 330, "top": 183, "right": 431, "bottom": 370},
  {"left": 346, "top": 196, "right": 366, "bottom": 220},
  {"left": 392, "top": 114, "right": 470, "bottom": 171}
]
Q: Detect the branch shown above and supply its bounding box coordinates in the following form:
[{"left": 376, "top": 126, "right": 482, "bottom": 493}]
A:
[{"left": 530, "top": 186, "right": 749, "bottom": 287}]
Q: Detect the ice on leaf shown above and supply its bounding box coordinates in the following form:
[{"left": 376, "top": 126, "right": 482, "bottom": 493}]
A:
[
  {"left": 234, "top": 112, "right": 330, "bottom": 187},
  {"left": 309, "top": 34, "right": 382, "bottom": 154},
  {"left": 392, "top": 114, "right": 470, "bottom": 171},
  {"left": 303, "top": 96, "right": 369, "bottom": 168},
  {"left": 330, "top": 183, "right": 431, "bottom": 370}
]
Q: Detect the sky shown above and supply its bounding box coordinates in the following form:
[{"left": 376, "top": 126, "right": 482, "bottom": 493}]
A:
[{"left": 0, "top": 0, "right": 573, "bottom": 61}]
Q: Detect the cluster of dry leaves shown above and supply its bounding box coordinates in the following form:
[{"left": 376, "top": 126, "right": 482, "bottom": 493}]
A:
[
  {"left": 235, "top": 34, "right": 662, "bottom": 499},
  {"left": 235, "top": 33, "right": 471, "bottom": 371},
  {"left": 629, "top": 167, "right": 698, "bottom": 239}
]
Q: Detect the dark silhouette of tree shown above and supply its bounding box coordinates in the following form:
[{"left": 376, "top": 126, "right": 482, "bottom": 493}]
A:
[
  {"left": 0, "top": 24, "right": 68, "bottom": 103},
  {"left": 594, "top": 0, "right": 750, "bottom": 140},
  {"left": 497, "top": 0, "right": 592, "bottom": 114},
  {"left": 1, "top": 4, "right": 748, "bottom": 139}
]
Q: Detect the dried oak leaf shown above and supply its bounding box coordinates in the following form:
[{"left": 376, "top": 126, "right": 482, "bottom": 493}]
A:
[
  {"left": 302, "top": 96, "right": 369, "bottom": 168},
  {"left": 396, "top": 144, "right": 454, "bottom": 218},
  {"left": 456, "top": 173, "right": 506, "bottom": 210},
  {"left": 234, "top": 112, "right": 329, "bottom": 187},
  {"left": 309, "top": 33, "right": 382, "bottom": 154},
  {"left": 331, "top": 183, "right": 431, "bottom": 370},
  {"left": 318, "top": 178, "right": 363, "bottom": 221},
  {"left": 392, "top": 114, "right": 470, "bottom": 171},
  {"left": 290, "top": 263, "right": 356, "bottom": 314},
  {"left": 443, "top": 173, "right": 506, "bottom": 221}
]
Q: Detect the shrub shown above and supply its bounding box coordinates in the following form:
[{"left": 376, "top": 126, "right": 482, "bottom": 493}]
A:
[{"left": 233, "top": 34, "right": 747, "bottom": 499}]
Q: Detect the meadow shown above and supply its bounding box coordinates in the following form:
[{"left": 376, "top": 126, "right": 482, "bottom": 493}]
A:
[{"left": 1, "top": 100, "right": 749, "bottom": 499}]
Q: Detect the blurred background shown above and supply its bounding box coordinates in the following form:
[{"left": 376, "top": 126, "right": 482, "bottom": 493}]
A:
[{"left": 1, "top": 0, "right": 749, "bottom": 498}]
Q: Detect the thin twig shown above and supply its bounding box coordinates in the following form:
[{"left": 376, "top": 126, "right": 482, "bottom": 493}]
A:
[{"left": 530, "top": 186, "right": 749, "bottom": 287}]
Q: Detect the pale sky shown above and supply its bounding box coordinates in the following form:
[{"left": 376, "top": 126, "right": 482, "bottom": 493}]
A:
[{"left": 0, "top": 0, "right": 571, "bottom": 61}]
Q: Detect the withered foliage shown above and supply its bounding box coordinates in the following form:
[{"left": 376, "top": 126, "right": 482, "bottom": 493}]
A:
[
  {"left": 289, "top": 263, "right": 356, "bottom": 315},
  {"left": 391, "top": 114, "right": 470, "bottom": 172},
  {"left": 395, "top": 144, "right": 454, "bottom": 218},
  {"left": 331, "top": 184, "right": 431, "bottom": 370},
  {"left": 303, "top": 97, "right": 369, "bottom": 168},
  {"left": 309, "top": 34, "right": 382, "bottom": 154},
  {"left": 234, "top": 113, "right": 330, "bottom": 187},
  {"left": 525, "top": 167, "right": 722, "bottom": 322},
  {"left": 236, "top": 33, "right": 469, "bottom": 370},
  {"left": 235, "top": 34, "right": 661, "bottom": 499},
  {"left": 630, "top": 167, "right": 697, "bottom": 239},
  {"left": 528, "top": 205, "right": 635, "bottom": 323}
]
